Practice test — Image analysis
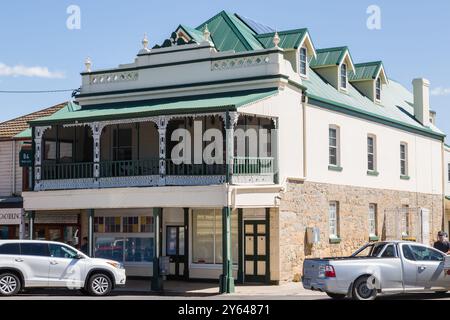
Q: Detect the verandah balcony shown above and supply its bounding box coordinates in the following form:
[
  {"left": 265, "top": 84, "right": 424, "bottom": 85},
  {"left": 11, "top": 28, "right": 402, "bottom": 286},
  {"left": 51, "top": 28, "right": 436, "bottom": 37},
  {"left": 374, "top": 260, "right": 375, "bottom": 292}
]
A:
[
  {"left": 34, "top": 113, "right": 277, "bottom": 191},
  {"left": 40, "top": 157, "right": 274, "bottom": 180}
]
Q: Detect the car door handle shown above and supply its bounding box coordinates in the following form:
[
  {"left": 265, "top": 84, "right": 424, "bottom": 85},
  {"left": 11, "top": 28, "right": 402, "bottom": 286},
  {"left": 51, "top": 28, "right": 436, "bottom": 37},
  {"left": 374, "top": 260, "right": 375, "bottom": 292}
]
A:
[
  {"left": 15, "top": 258, "right": 24, "bottom": 262},
  {"left": 418, "top": 266, "right": 426, "bottom": 271},
  {"left": 50, "top": 261, "right": 58, "bottom": 265}
]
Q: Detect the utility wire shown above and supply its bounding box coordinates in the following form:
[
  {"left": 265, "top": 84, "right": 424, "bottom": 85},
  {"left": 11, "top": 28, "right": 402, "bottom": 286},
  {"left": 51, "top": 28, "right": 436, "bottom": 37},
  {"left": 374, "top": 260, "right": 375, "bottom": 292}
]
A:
[{"left": 0, "top": 89, "right": 76, "bottom": 93}]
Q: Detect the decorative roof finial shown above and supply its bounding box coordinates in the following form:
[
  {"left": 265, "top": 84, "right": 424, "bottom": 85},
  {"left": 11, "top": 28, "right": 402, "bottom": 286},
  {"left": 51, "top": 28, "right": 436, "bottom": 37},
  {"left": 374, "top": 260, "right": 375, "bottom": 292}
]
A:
[
  {"left": 273, "top": 31, "right": 280, "bottom": 48},
  {"left": 84, "top": 57, "right": 92, "bottom": 73},
  {"left": 203, "top": 24, "right": 210, "bottom": 41},
  {"left": 142, "top": 33, "right": 149, "bottom": 50}
]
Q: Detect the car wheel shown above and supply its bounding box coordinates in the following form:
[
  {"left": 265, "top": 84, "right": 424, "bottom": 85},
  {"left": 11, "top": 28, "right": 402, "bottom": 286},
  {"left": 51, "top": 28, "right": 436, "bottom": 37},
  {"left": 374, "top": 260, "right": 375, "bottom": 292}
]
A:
[
  {"left": 352, "top": 276, "right": 377, "bottom": 301},
  {"left": 326, "top": 292, "right": 346, "bottom": 300},
  {"left": 87, "top": 273, "right": 112, "bottom": 296},
  {"left": 0, "top": 273, "right": 21, "bottom": 296}
]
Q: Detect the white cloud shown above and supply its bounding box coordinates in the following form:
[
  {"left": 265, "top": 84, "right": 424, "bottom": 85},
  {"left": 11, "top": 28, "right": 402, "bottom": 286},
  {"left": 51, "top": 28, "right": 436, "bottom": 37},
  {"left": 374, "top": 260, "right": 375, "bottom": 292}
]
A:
[
  {"left": 0, "top": 63, "right": 65, "bottom": 79},
  {"left": 430, "top": 87, "right": 450, "bottom": 96}
]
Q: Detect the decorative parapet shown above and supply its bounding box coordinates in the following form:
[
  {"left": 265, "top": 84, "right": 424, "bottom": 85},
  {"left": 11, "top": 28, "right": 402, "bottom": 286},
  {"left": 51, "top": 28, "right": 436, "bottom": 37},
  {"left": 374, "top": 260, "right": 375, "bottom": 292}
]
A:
[
  {"left": 89, "top": 71, "right": 139, "bottom": 85},
  {"left": 211, "top": 55, "right": 270, "bottom": 71}
]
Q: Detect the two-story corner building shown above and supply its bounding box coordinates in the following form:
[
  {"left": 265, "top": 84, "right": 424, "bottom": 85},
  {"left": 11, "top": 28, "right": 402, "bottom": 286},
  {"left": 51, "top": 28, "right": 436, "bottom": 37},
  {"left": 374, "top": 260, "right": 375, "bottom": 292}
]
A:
[
  {"left": 445, "top": 144, "right": 450, "bottom": 234},
  {"left": 0, "top": 103, "right": 65, "bottom": 240},
  {"left": 22, "top": 11, "right": 446, "bottom": 291}
]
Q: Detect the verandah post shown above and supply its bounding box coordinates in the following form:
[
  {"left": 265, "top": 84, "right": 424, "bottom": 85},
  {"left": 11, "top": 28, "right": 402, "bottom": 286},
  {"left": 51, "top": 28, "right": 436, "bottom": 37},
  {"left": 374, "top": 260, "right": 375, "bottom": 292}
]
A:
[{"left": 219, "top": 206, "right": 235, "bottom": 293}]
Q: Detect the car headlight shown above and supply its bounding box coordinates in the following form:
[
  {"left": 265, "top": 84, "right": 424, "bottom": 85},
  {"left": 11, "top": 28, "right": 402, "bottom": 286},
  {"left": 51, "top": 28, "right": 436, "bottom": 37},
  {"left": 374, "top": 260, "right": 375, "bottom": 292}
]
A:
[{"left": 107, "top": 261, "right": 124, "bottom": 269}]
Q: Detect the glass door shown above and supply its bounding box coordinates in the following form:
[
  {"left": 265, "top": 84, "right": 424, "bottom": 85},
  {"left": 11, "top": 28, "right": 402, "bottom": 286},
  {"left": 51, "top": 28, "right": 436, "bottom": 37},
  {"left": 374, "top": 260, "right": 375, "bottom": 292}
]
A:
[{"left": 166, "top": 225, "right": 185, "bottom": 279}]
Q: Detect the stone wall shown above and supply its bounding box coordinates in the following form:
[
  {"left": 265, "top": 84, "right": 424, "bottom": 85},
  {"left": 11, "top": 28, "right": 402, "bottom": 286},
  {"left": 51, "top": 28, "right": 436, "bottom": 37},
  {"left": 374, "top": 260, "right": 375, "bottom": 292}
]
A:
[{"left": 277, "top": 180, "right": 444, "bottom": 282}]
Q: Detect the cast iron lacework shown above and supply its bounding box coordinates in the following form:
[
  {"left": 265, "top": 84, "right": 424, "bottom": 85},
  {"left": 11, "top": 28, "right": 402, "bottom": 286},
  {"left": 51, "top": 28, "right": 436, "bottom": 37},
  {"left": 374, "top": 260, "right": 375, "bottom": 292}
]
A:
[{"left": 153, "top": 32, "right": 197, "bottom": 49}]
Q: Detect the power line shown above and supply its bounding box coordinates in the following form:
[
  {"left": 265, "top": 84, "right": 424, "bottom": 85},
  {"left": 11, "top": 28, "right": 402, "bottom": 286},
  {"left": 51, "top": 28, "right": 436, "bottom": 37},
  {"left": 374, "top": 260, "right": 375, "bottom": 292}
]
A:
[{"left": 0, "top": 89, "right": 76, "bottom": 94}]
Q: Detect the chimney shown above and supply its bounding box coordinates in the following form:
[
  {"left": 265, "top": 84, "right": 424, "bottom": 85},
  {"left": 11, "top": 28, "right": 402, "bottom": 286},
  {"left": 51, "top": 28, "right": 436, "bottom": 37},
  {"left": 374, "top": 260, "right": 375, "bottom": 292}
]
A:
[{"left": 412, "top": 78, "right": 430, "bottom": 127}]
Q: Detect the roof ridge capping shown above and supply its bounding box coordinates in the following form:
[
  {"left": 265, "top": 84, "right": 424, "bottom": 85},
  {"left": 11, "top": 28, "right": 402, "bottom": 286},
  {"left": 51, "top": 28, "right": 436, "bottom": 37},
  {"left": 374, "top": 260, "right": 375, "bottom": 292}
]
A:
[{"left": 256, "top": 28, "right": 309, "bottom": 37}]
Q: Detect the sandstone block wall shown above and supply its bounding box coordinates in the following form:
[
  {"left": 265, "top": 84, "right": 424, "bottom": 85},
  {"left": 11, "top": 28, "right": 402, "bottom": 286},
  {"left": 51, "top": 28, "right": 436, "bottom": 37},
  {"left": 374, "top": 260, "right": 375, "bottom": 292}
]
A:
[{"left": 277, "top": 180, "right": 444, "bottom": 282}]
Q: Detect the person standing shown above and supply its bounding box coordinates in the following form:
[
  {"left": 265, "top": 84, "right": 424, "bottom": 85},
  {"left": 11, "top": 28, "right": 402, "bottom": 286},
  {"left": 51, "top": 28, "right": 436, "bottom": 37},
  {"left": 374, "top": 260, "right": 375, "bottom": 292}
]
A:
[
  {"left": 80, "top": 236, "right": 89, "bottom": 255},
  {"left": 433, "top": 231, "right": 450, "bottom": 254}
]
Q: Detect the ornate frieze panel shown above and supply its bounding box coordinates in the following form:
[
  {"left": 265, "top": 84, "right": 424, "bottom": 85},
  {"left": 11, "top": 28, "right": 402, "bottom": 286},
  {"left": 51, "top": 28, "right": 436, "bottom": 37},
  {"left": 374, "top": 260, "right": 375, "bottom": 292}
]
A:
[
  {"left": 99, "top": 176, "right": 159, "bottom": 188},
  {"left": 89, "top": 71, "right": 139, "bottom": 85},
  {"left": 36, "top": 179, "right": 96, "bottom": 191},
  {"left": 231, "top": 175, "right": 274, "bottom": 185},
  {"left": 211, "top": 55, "right": 270, "bottom": 71},
  {"left": 165, "top": 175, "right": 226, "bottom": 186}
]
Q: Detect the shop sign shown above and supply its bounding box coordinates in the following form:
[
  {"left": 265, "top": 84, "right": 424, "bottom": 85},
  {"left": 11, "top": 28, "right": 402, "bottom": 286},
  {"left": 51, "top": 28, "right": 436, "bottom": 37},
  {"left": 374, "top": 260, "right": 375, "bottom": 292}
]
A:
[
  {"left": 0, "top": 209, "right": 22, "bottom": 225},
  {"left": 35, "top": 213, "right": 78, "bottom": 224},
  {"left": 19, "top": 149, "right": 33, "bottom": 167}
]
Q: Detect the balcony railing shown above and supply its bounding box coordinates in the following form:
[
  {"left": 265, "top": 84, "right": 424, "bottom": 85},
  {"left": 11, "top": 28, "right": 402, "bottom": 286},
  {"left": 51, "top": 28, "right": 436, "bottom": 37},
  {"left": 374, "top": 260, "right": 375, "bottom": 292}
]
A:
[
  {"left": 166, "top": 159, "right": 227, "bottom": 176},
  {"left": 41, "top": 162, "right": 93, "bottom": 180},
  {"left": 38, "top": 157, "right": 275, "bottom": 189},
  {"left": 233, "top": 157, "right": 274, "bottom": 175},
  {"left": 100, "top": 159, "right": 159, "bottom": 178}
]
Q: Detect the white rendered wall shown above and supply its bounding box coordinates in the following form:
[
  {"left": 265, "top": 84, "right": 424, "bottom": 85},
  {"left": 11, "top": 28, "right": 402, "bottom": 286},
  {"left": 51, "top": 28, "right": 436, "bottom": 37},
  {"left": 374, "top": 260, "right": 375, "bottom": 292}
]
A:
[
  {"left": 238, "top": 87, "right": 304, "bottom": 183},
  {"left": 305, "top": 104, "right": 443, "bottom": 195}
]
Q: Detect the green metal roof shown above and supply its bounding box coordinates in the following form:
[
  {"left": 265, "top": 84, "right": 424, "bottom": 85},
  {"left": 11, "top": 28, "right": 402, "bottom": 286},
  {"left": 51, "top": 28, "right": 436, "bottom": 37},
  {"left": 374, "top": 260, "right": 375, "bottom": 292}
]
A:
[
  {"left": 30, "top": 89, "right": 278, "bottom": 126},
  {"left": 310, "top": 46, "right": 349, "bottom": 68},
  {"left": 255, "top": 29, "right": 308, "bottom": 49},
  {"left": 178, "top": 24, "right": 205, "bottom": 44},
  {"left": 349, "top": 61, "right": 383, "bottom": 81},
  {"left": 303, "top": 68, "right": 444, "bottom": 138},
  {"left": 13, "top": 128, "right": 31, "bottom": 139},
  {"left": 196, "top": 11, "right": 263, "bottom": 52}
]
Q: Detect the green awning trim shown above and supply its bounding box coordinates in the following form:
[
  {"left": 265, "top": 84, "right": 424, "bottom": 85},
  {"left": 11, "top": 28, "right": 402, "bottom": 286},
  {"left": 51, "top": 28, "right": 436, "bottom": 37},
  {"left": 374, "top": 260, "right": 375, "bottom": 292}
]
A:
[
  {"left": 29, "top": 89, "right": 279, "bottom": 126},
  {"left": 13, "top": 128, "right": 31, "bottom": 139}
]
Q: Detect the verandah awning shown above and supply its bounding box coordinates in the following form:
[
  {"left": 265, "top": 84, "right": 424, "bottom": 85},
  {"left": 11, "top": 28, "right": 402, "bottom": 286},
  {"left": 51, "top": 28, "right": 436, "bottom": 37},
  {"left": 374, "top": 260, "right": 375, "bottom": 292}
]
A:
[{"left": 29, "top": 88, "right": 279, "bottom": 126}]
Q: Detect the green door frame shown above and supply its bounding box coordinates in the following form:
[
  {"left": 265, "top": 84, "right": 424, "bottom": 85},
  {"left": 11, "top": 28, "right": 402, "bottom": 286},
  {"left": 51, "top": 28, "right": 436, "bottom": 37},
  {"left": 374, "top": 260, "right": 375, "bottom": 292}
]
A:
[{"left": 243, "top": 211, "right": 270, "bottom": 284}]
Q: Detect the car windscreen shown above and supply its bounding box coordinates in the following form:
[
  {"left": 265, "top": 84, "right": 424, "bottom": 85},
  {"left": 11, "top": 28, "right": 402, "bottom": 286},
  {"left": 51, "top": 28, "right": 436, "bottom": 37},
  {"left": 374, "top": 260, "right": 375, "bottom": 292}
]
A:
[{"left": 352, "top": 243, "right": 386, "bottom": 257}]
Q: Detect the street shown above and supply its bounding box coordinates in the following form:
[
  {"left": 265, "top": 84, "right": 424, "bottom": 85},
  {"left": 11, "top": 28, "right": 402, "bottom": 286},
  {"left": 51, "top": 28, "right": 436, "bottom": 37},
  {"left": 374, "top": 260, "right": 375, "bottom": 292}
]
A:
[{"left": 0, "top": 289, "right": 449, "bottom": 300}]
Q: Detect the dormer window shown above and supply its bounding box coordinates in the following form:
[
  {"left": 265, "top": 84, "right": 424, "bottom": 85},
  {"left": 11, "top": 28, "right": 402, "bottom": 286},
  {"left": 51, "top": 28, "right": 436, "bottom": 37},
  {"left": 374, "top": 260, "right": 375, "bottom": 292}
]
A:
[
  {"left": 375, "top": 77, "right": 381, "bottom": 101},
  {"left": 299, "top": 47, "right": 308, "bottom": 77},
  {"left": 340, "top": 63, "right": 347, "bottom": 89}
]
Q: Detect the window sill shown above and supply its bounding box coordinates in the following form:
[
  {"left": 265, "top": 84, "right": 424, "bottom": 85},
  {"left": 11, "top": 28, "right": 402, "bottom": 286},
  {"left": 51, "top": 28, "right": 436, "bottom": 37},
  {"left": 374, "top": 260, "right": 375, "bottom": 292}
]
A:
[
  {"left": 329, "top": 237, "right": 341, "bottom": 244},
  {"left": 367, "top": 170, "right": 379, "bottom": 177},
  {"left": 328, "top": 165, "right": 343, "bottom": 172},
  {"left": 400, "top": 175, "right": 410, "bottom": 180},
  {"left": 369, "top": 235, "right": 379, "bottom": 242}
]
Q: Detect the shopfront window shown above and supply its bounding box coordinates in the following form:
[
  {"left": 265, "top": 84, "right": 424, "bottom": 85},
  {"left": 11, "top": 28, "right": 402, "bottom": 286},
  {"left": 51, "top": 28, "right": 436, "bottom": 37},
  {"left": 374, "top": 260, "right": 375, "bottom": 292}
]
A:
[
  {"left": 94, "top": 212, "right": 154, "bottom": 264},
  {"left": 124, "top": 238, "right": 153, "bottom": 262},
  {"left": 192, "top": 209, "right": 238, "bottom": 265},
  {"left": 140, "top": 216, "right": 153, "bottom": 233},
  {"left": 0, "top": 226, "right": 9, "bottom": 239},
  {"left": 94, "top": 236, "right": 153, "bottom": 263},
  {"left": 123, "top": 217, "right": 139, "bottom": 233}
]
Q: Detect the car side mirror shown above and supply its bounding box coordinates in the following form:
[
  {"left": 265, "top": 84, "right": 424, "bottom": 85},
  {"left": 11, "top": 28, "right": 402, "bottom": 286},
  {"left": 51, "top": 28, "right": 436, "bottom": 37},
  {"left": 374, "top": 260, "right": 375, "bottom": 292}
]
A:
[{"left": 75, "top": 253, "right": 84, "bottom": 259}]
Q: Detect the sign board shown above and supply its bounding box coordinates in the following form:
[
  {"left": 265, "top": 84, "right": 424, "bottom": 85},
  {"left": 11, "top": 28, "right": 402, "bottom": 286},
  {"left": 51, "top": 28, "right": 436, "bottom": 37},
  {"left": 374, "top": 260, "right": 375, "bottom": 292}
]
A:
[
  {"left": 19, "top": 149, "right": 33, "bottom": 167},
  {"left": 34, "top": 213, "right": 79, "bottom": 224},
  {"left": 0, "top": 208, "right": 22, "bottom": 225}
]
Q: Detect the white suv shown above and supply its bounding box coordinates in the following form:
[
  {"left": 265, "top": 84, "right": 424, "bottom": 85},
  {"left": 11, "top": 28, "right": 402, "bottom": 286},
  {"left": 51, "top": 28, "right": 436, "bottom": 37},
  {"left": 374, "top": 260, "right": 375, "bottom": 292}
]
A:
[{"left": 0, "top": 240, "right": 126, "bottom": 296}]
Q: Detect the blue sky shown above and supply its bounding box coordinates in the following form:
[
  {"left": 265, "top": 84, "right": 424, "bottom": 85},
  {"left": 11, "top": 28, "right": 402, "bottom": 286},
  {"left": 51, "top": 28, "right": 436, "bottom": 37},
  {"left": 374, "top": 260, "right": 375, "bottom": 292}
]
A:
[{"left": 0, "top": 0, "right": 449, "bottom": 142}]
